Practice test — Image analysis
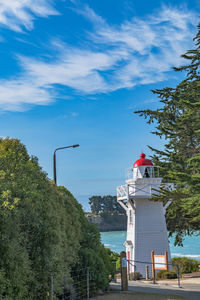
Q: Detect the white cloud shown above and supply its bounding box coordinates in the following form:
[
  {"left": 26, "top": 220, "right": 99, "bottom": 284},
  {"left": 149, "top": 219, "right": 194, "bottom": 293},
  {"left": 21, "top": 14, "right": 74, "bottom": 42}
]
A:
[
  {"left": 0, "top": 5, "right": 198, "bottom": 111},
  {"left": 73, "top": 4, "right": 106, "bottom": 27},
  {"left": 85, "top": 5, "right": 197, "bottom": 88},
  {"left": 0, "top": 0, "right": 58, "bottom": 32},
  {"left": 0, "top": 79, "right": 53, "bottom": 111}
]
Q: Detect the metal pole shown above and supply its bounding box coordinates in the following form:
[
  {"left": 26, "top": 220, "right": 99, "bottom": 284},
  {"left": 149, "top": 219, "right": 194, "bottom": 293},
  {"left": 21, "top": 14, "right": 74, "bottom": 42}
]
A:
[
  {"left": 53, "top": 151, "right": 57, "bottom": 185},
  {"left": 133, "top": 265, "right": 136, "bottom": 281},
  {"left": 177, "top": 265, "right": 181, "bottom": 288},
  {"left": 62, "top": 273, "right": 65, "bottom": 300},
  {"left": 112, "top": 260, "right": 117, "bottom": 283},
  {"left": 50, "top": 274, "right": 54, "bottom": 300},
  {"left": 53, "top": 144, "right": 79, "bottom": 186},
  {"left": 87, "top": 267, "right": 90, "bottom": 300}
]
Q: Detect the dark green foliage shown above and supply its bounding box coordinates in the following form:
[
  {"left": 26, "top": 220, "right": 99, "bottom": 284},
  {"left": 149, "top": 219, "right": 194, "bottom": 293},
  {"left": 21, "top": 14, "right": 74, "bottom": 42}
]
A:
[
  {"left": 89, "top": 196, "right": 102, "bottom": 214},
  {"left": 72, "top": 212, "right": 114, "bottom": 295},
  {"left": 156, "top": 270, "right": 177, "bottom": 280},
  {"left": 172, "top": 257, "right": 199, "bottom": 274},
  {"left": 108, "top": 251, "right": 121, "bottom": 271},
  {"left": 89, "top": 196, "right": 126, "bottom": 231},
  {"left": 89, "top": 195, "right": 125, "bottom": 215},
  {"left": 135, "top": 24, "right": 200, "bottom": 245},
  {"left": 0, "top": 138, "right": 112, "bottom": 299}
]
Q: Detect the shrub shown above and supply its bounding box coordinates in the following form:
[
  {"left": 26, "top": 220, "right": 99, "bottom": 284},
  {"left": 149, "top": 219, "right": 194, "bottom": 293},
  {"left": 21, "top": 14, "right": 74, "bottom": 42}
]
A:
[
  {"left": 107, "top": 251, "right": 121, "bottom": 271},
  {"left": 129, "top": 272, "right": 142, "bottom": 280},
  {"left": 156, "top": 270, "right": 177, "bottom": 280},
  {"left": 172, "top": 257, "right": 199, "bottom": 274}
]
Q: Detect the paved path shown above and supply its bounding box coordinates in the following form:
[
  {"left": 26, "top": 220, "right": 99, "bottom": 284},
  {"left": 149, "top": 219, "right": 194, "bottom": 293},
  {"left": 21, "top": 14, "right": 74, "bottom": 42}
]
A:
[{"left": 110, "top": 279, "right": 200, "bottom": 300}]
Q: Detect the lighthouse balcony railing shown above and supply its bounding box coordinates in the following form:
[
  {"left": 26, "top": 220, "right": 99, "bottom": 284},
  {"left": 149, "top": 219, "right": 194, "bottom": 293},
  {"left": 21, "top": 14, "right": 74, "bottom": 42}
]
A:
[
  {"left": 117, "top": 185, "right": 128, "bottom": 200},
  {"left": 117, "top": 183, "right": 160, "bottom": 200},
  {"left": 126, "top": 166, "right": 160, "bottom": 180}
]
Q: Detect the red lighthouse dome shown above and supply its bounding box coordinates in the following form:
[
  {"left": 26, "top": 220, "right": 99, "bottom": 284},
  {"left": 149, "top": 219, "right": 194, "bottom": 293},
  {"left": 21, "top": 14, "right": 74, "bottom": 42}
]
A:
[{"left": 133, "top": 153, "right": 153, "bottom": 167}]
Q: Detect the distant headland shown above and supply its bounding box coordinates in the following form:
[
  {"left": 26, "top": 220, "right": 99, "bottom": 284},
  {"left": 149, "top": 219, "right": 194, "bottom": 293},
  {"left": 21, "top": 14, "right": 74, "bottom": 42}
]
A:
[{"left": 86, "top": 195, "right": 126, "bottom": 231}]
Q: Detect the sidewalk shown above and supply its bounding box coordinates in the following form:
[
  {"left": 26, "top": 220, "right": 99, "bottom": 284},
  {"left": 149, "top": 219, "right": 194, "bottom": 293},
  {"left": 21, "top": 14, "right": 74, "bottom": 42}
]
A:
[
  {"left": 140, "top": 277, "right": 200, "bottom": 290},
  {"left": 110, "top": 278, "right": 200, "bottom": 300}
]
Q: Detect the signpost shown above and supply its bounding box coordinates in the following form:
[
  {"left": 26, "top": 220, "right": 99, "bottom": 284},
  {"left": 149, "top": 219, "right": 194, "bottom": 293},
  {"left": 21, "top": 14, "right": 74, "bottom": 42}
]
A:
[{"left": 151, "top": 251, "right": 169, "bottom": 283}]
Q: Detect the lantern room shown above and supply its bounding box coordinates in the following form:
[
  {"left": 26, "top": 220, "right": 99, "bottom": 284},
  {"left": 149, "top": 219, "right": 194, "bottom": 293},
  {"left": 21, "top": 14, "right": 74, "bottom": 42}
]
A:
[
  {"left": 131, "top": 153, "right": 158, "bottom": 180},
  {"left": 117, "top": 154, "right": 161, "bottom": 201}
]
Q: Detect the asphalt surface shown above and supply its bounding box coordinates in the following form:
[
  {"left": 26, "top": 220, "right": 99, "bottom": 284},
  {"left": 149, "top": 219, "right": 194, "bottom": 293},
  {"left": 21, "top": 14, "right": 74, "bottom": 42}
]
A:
[{"left": 110, "top": 279, "right": 200, "bottom": 300}]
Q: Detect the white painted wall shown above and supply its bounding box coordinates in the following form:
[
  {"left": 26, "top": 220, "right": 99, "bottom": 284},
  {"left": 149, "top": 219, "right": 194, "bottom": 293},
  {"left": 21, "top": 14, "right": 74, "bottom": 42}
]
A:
[
  {"left": 133, "top": 199, "right": 171, "bottom": 277},
  {"left": 117, "top": 166, "right": 172, "bottom": 278}
]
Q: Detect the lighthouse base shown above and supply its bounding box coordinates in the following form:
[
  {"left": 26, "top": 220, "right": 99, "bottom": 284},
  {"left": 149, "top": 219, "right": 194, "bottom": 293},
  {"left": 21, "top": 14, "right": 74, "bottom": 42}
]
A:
[{"left": 125, "top": 199, "right": 171, "bottom": 278}]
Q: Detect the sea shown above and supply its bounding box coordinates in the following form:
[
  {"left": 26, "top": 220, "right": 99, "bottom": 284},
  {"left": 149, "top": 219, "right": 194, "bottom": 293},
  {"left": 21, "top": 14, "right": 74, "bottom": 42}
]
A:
[{"left": 100, "top": 231, "right": 200, "bottom": 260}]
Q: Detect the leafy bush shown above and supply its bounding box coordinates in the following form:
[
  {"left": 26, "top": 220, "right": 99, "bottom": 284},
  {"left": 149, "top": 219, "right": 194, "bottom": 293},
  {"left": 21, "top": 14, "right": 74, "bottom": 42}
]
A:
[
  {"left": 106, "top": 250, "right": 120, "bottom": 272},
  {"left": 156, "top": 270, "right": 177, "bottom": 280},
  {"left": 129, "top": 272, "right": 142, "bottom": 280},
  {"left": 172, "top": 257, "right": 199, "bottom": 274}
]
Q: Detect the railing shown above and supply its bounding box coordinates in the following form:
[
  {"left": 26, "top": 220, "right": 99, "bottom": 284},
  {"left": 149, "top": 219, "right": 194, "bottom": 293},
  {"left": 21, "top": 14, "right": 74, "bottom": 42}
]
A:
[
  {"left": 117, "top": 185, "right": 128, "bottom": 199},
  {"left": 49, "top": 266, "right": 102, "bottom": 299},
  {"left": 126, "top": 166, "right": 160, "bottom": 180},
  {"left": 117, "top": 183, "right": 160, "bottom": 200},
  {"left": 49, "top": 267, "right": 91, "bottom": 299}
]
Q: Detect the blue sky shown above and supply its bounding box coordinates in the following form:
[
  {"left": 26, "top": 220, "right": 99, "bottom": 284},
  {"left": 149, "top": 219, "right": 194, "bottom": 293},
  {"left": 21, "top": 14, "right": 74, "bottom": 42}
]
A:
[{"left": 0, "top": 0, "right": 199, "bottom": 210}]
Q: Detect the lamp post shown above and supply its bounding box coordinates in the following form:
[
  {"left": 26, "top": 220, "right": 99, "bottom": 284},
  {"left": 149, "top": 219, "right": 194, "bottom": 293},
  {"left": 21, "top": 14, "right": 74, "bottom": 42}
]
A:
[{"left": 53, "top": 144, "right": 79, "bottom": 185}]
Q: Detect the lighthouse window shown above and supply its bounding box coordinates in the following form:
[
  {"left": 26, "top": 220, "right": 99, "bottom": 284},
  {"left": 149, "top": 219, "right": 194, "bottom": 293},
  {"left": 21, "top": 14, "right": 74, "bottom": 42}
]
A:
[{"left": 144, "top": 167, "right": 150, "bottom": 178}]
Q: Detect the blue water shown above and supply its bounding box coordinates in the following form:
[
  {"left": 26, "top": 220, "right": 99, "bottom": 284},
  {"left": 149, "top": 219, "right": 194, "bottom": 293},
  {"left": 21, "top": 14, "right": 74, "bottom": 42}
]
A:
[{"left": 101, "top": 231, "right": 200, "bottom": 260}]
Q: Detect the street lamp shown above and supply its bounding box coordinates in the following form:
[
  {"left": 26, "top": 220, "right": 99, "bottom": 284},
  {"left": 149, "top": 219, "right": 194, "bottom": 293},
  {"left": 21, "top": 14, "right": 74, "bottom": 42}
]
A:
[{"left": 53, "top": 144, "right": 79, "bottom": 185}]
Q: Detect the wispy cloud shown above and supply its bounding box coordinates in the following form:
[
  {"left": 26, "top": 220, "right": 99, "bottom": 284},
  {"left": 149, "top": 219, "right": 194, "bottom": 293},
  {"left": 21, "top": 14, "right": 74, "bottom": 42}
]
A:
[
  {"left": 0, "top": 0, "right": 58, "bottom": 32},
  {"left": 0, "top": 4, "right": 198, "bottom": 111},
  {"left": 0, "top": 79, "right": 53, "bottom": 111},
  {"left": 84, "top": 5, "right": 197, "bottom": 88}
]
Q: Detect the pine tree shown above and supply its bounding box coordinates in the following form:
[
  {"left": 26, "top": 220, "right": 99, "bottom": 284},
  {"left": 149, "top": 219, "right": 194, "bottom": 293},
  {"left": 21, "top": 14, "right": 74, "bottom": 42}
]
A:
[{"left": 135, "top": 24, "right": 200, "bottom": 245}]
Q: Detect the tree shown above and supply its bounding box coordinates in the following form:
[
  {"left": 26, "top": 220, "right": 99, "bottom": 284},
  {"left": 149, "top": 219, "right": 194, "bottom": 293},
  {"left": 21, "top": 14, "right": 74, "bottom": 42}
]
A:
[
  {"left": 89, "top": 196, "right": 102, "bottom": 214},
  {"left": 135, "top": 24, "right": 200, "bottom": 245},
  {"left": 0, "top": 138, "right": 112, "bottom": 299},
  {"left": 0, "top": 138, "right": 82, "bottom": 299},
  {"left": 89, "top": 195, "right": 125, "bottom": 215}
]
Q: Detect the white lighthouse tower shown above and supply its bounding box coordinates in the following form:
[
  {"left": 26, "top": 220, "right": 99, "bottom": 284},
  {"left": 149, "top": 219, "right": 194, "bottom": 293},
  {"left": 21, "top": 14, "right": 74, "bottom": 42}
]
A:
[{"left": 117, "top": 153, "right": 172, "bottom": 277}]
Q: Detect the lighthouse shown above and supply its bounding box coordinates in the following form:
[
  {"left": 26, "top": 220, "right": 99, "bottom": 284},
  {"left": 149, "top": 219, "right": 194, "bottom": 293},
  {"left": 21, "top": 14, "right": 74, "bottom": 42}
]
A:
[{"left": 117, "top": 153, "right": 172, "bottom": 277}]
